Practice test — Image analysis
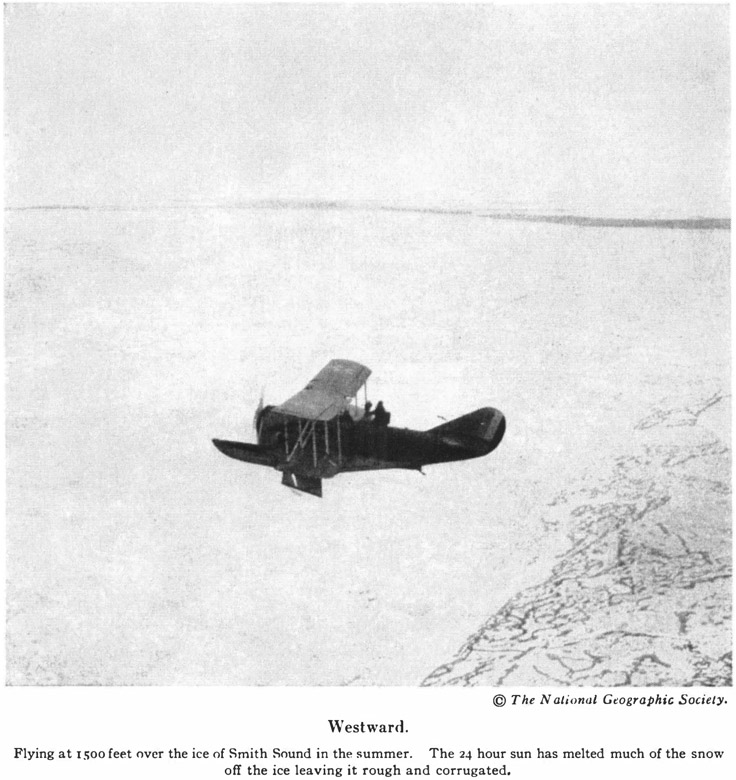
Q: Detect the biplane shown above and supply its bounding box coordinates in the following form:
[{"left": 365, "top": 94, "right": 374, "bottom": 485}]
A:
[{"left": 212, "top": 360, "right": 505, "bottom": 497}]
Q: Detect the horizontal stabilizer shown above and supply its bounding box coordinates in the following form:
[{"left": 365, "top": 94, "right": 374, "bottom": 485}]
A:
[
  {"left": 212, "top": 439, "right": 276, "bottom": 467},
  {"left": 282, "top": 472, "right": 323, "bottom": 497}
]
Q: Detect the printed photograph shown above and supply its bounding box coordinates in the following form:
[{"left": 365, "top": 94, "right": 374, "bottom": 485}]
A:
[{"left": 5, "top": 3, "right": 730, "bottom": 686}]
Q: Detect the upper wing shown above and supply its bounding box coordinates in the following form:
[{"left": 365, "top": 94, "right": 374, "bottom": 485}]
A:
[{"left": 273, "top": 359, "right": 371, "bottom": 421}]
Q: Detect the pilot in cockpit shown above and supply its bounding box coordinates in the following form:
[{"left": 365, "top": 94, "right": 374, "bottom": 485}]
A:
[{"left": 374, "top": 401, "right": 390, "bottom": 426}]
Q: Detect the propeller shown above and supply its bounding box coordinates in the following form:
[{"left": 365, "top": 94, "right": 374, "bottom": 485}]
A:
[{"left": 252, "top": 387, "right": 265, "bottom": 439}]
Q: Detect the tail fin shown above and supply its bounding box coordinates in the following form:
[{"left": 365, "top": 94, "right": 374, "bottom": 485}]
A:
[{"left": 429, "top": 407, "right": 506, "bottom": 452}]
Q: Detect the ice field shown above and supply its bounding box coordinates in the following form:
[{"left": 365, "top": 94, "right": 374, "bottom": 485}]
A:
[{"left": 6, "top": 206, "right": 730, "bottom": 685}]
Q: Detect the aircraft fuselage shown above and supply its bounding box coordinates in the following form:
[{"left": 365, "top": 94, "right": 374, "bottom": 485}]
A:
[
  {"left": 213, "top": 405, "right": 505, "bottom": 495},
  {"left": 213, "top": 359, "right": 505, "bottom": 496}
]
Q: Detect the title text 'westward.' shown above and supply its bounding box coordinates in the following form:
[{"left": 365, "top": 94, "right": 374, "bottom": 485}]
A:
[{"left": 328, "top": 721, "right": 406, "bottom": 734}]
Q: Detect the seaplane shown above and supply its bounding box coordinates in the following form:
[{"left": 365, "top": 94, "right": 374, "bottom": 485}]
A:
[{"left": 212, "top": 359, "right": 505, "bottom": 497}]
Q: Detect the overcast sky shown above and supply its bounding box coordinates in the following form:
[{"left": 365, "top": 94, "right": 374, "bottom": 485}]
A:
[{"left": 4, "top": 3, "right": 729, "bottom": 216}]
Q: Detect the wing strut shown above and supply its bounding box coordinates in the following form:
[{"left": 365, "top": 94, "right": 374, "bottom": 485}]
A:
[
  {"left": 285, "top": 416, "right": 346, "bottom": 470},
  {"left": 287, "top": 419, "right": 316, "bottom": 462}
]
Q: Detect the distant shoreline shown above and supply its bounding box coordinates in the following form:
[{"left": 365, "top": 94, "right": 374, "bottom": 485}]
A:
[
  {"left": 6, "top": 201, "right": 730, "bottom": 230},
  {"left": 478, "top": 213, "right": 730, "bottom": 230}
]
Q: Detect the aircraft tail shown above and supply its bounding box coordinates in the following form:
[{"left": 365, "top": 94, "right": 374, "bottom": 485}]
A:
[{"left": 428, "top": 407, "right": 506, "bottom": 453}]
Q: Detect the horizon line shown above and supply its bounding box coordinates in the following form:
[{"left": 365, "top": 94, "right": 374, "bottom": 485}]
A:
[{"left": 5, "top": 200, "right": 730, "bottom": 230}]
